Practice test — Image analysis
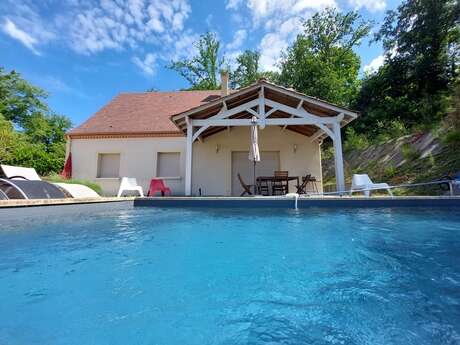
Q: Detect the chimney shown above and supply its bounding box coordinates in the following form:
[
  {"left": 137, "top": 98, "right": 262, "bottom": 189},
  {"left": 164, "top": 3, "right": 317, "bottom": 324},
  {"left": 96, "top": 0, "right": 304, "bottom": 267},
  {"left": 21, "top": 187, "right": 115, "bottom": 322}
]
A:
[{"left": 220, "top": 70, "right": 229, "bottom": 97}]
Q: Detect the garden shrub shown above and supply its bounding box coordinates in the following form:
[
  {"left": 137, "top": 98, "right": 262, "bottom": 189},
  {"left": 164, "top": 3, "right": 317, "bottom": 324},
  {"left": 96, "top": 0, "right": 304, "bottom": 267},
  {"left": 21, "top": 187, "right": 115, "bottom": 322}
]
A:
[
  {"left": 401, "top": 143, "right": 420, "bottom": 161},
  {"left": 344, "top": 127, "right": 370, "bottom": 152}
]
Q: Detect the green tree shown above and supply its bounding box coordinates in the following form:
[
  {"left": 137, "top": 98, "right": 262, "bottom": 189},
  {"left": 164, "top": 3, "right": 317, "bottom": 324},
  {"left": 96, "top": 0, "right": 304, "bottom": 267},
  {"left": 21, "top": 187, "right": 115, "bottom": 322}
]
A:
[
  {"left": 169, "top": 32, "right": 223, "bottom": 90},
  {"left": 354, "top": 0, "right": 460, "bottom": 135},
  {"left": 229, "top": 50, "right": 279, "bottom": 88},
  {"left": 278, "top": 8, "right": 371, "bottom": 107},
  {"left": 230, "top": 50, "right": 262, "bottom": 88},
  {"left": 0, "top": 68, "right": 71, "bottom": 175},
  {"left": 376, "top": 0, "right": 459, "bottom": 93},
  {"left": 0, "top": 114, "right": 19, "bottom": 163},
  {"left": 0, "top": 69, "right": 48, "bottom": 126}
]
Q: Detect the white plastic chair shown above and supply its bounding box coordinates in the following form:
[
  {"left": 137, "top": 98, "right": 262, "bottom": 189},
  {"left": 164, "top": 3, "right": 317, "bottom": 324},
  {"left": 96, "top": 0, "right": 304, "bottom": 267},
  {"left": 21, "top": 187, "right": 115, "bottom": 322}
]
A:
[
  {"left": 350, "top": 174, "right": 393, "bottom": 197},
  {"left": 117, "top": 177, "right": 144, "bottom": 197},
  {"left": 1, "top": 164, "right": 41, "bottom": 180}
]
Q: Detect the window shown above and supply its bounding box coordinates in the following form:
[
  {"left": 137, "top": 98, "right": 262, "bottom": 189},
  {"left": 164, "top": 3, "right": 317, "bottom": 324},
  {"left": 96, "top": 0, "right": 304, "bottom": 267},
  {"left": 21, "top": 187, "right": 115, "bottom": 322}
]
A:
[
  {"left": 157, "top": 152, "right": 180, "bottom": 177},
  {"left": 97, "top": 153, "right": 120, "bottom": 178}
]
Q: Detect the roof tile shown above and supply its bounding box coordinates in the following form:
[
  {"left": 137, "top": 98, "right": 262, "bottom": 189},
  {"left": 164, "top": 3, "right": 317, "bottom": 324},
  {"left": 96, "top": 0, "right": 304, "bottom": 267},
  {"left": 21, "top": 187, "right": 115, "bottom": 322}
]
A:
[{"left": 68, "top": 90, "right": 221, "bottom": 136}]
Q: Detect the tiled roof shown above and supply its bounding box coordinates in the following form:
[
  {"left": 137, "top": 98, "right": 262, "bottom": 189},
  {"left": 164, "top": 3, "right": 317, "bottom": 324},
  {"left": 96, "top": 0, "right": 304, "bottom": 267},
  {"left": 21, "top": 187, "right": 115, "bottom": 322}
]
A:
[{"left": 68, "top": 90, "right": 222, "bottom": 137}]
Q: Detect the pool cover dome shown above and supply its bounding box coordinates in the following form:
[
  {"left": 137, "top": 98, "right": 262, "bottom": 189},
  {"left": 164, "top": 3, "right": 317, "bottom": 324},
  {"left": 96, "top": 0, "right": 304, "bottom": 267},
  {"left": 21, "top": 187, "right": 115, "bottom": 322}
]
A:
[{"left": 0, "top": 178, "right": 66, "bottom": 199}]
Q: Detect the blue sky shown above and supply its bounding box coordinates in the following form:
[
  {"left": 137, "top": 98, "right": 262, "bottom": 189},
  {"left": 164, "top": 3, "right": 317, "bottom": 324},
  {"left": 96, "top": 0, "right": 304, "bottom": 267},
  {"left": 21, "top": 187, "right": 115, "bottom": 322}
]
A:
[{"left": 0, "top": 0, "right": 401, "bottom": 128}]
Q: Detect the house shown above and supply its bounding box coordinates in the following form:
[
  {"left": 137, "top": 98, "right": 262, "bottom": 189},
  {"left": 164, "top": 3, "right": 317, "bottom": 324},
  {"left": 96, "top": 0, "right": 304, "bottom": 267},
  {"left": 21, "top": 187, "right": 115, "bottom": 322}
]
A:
[{"left": 67, "top": 74, "right": 358, "bottom": 196}]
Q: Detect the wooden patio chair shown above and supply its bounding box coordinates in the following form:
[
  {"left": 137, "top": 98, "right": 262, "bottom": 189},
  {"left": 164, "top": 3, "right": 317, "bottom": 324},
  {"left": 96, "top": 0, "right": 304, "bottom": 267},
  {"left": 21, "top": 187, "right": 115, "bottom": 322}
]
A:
[
  {"left": 308, "top": 176, "right": 319, "bottom": 194},
  {"left": 296, "top": 174, "right": 311, "bottom": 194},
  {"left": 237, "top": 173, "right": 253, "bottom": 196},
  {"left": 257, "top": 177, "right": 270, "bottom": 196},
  {"left": 272, "top": 171, "right": 289, "bottom": 195}
]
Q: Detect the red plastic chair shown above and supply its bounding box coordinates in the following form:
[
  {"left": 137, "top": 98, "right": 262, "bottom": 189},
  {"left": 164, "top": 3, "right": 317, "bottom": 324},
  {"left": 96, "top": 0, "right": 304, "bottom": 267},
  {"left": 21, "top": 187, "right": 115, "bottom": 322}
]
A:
[{"left": 147, "top": 179, "right": 171, "bottom": 196}]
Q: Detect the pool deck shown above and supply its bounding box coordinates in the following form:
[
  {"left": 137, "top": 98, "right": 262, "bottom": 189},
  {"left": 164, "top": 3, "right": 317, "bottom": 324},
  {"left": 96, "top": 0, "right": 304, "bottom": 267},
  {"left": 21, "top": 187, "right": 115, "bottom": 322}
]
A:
[
  {"left": 135, "top": 195, "right": 460, "bottom": 208},
  {"left": 0, "top": 197, "right": 135, "bottom": 208}
]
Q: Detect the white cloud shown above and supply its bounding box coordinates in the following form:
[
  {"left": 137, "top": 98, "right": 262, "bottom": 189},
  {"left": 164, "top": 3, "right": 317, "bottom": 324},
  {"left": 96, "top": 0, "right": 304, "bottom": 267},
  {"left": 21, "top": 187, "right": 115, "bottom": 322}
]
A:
[
  {"left": 168, "top": 29, "right": 199, "bottom": 60},
  {"left": 225, "top": 50, "right": 242, "bottom": 70},
  {"left": 0, "top": 1, "right": 56, "bottom": 55},
  {"left": 348, "top": 0, "right": 386, "bottom": 12},
  {"left": 258, "top": 17, "right": 304, "bottom": 71},
  {"left": 68, "top": 0, "right": 191, "bottom": 55},
  {"left": 225, "top": 0, "right": 338, "bottom": 70},
  {"left": 363, "top": 54, "right": 384, "bottom": 74},
  {"left": 0, "top": 0, "right": 192, "bottom": 62},
  {"left": 227, "top": 0, "right": 337, "bottom": 25},
  {"left": 1, "top": 18, "right": 40, "bottom": 54},
  {"left": 259, "top": 33, "right": 287, "bottom": 70},
  {"left": 132, "top": 53, "right": 157, "bottom": 75},
  {"left": 226, "top": 29, "right": 247, "bottom": 51},
  {"left": 226, "top": 0, "right": 243, "bottom": 10}
]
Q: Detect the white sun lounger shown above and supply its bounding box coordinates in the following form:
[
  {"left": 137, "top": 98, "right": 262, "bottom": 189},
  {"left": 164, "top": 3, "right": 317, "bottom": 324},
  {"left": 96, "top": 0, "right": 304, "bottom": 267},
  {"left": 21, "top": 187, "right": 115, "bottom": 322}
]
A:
[
  {"left": 117, "top": 177, "right": 144, "bottom": 197},
  {"left": 53, "top": 183, "right": 100, "bottom": 198},
  {"left": 350, "top": 174, "right": 393, "bottom": 197},
  {"left": 1, "top": 164, "right": 42, "bottom": 180}
]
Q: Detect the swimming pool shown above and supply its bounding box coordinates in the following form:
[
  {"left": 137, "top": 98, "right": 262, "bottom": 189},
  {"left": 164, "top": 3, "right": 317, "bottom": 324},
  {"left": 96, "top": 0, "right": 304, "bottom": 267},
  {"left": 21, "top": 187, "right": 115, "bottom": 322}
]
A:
[{"left": 1, "top": 205, "right": 460, "bottom": 344}]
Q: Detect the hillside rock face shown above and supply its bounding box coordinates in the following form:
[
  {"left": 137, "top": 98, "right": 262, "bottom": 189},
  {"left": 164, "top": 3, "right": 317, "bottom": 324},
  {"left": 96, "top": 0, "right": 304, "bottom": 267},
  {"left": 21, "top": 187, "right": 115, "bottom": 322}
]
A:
[{"left": 322, "top": 132, "right": 457, "bottom": 192}]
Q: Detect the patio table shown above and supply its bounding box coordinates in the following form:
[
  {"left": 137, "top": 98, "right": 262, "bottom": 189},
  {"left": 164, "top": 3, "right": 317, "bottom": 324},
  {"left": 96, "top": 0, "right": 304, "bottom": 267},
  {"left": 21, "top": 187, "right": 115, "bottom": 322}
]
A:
[{"left": 256, "top": 176, "right": 300, "bottom": 195}]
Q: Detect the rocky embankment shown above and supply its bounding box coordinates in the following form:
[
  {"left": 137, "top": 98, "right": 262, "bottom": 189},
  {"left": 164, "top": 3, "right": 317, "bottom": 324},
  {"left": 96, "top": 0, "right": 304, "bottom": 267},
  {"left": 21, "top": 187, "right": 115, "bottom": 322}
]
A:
[{"left": 322, "top": 132, "right": 459, "bottom": 194}]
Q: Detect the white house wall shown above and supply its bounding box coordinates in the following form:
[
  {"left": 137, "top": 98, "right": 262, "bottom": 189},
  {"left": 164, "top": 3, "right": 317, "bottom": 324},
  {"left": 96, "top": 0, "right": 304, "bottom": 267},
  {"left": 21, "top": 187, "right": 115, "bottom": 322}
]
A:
[
  {"left": 71, "top": 137, "right": 186, "bottom": 196},
  {"left": 191, "top": 126, "right": 322, "bottom": 196},
  {"left": 71, "top": 127, "right": 323, "bottom": 196}
]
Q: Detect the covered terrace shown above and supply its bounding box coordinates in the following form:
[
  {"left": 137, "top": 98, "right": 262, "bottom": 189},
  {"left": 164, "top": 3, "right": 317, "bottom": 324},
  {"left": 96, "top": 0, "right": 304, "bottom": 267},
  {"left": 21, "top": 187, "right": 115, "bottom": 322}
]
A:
[{"left": 171, "top": 79, "right": 358, "bottom": 196}]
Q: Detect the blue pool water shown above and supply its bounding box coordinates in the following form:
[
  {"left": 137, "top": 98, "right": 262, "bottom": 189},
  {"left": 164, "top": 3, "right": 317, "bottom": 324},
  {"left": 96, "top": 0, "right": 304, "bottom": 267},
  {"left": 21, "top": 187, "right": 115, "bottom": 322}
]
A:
[{"left": 1, "top": 205, "right": 460, "bottom": 345}]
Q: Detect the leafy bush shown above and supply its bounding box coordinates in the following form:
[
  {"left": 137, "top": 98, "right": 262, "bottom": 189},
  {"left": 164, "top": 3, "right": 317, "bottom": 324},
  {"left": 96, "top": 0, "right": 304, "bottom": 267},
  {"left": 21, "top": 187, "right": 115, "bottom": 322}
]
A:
[
  {"left": 401, "top": 143, "right": 420, "bottom": 161},
  {"left": 388, "top": 120, "right": 410, "bottom": 137},
  {"left": 443, "top": 130, "right": 460, "bottom": 146},
  {"left": 0, "top": 68, "right": 71, "bottom": 175},
  {"left": 374, "top": 120, "right": 410, "bottom": 143},
  {"left": 44, "top": 174, "right": 102, "bottom": 195},
  {"left": 321, "top": 145, "right": 335, "bottom": 160},
  {"left": 383, "top": 164, "right": 397, "bottom": 178},
  {"left": 344, "top": 127, "right": 370, "bottom": 152}
]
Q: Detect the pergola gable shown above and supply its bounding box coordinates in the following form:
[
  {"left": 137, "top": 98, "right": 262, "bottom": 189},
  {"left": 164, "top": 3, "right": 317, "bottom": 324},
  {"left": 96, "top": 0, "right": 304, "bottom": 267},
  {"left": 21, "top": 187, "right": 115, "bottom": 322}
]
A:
[
  {"left": 172, "top": 79, "right": 357, "bottom": 196},
  {"left": 171, "top": 79, "right": 358, "bottom": 142}
]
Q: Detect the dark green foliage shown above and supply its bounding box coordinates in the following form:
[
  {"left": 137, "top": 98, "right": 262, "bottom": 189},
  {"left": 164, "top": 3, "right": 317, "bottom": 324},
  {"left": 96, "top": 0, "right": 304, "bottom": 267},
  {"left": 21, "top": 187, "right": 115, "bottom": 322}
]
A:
[
  {"left": 443, "top": 130, "right": 460, "bottom": 146},
  {"left": 229, "top": 50, "right": 279, "bottom": 88},
  {"left": 343, "top": 127, "right": 370, "bottom": 152},
  {"left": 230, "top": 50, "right": 262, "bottom": 89},
  {"left": 0, "top": 69, "right": 48, "bottom": 125},
  {"left": 443, "top": 82, "right": 460, "bottom": 147},
  {"left": 0, "top": 68, "right": 71, "bottom": 175},
  {"left": 278, "top": 8, "right": 371, "bottom": 107},
  {"left": 354, "top": 0, "right": 460, "bottom": 136},
  {"left": 401, "top": 143, "right": 421, "bottom": 161},
  {"left": 168, "top": 32, "right": 222, "bottom": 90}
]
